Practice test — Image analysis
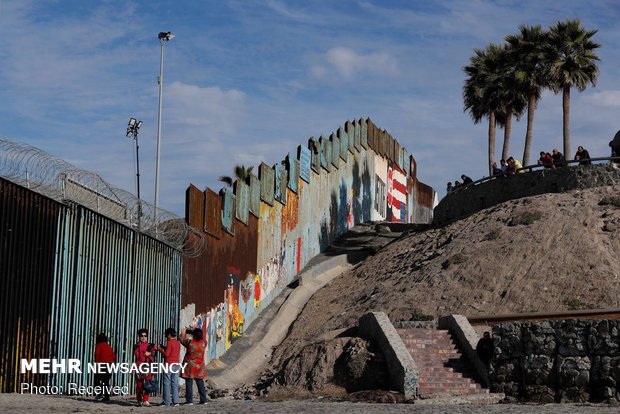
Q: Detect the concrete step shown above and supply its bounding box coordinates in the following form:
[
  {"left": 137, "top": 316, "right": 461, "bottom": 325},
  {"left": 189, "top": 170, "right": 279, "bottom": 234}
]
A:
[
  {"left": 397, "top": 327, "right": 490, "bottom": 399},
  {"left": 418, "top": 387, "right": 490, "bottom": 396}
]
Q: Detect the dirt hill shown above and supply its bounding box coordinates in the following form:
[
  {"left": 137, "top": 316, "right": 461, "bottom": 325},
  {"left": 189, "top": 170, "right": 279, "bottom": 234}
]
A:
[{"left": 267, "top": 185, "right": 620, "bottom": 394}]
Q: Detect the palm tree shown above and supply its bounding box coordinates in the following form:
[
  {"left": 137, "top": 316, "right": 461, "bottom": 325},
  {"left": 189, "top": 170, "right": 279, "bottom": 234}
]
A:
[
  {"left": 548, "top": 19, "right": 601, "bottom": 159},
  {"left": 463, "top": 43, "right": 504, "bottom": 175},
  {"left": 219, "top": 165, "right": 254, "bottom": 187},
  {"left": 495, "top": 46, "right": 527, "bottom": 161},
  {"left": 505, "top": 25, "right": 550, "bottom": 166}
]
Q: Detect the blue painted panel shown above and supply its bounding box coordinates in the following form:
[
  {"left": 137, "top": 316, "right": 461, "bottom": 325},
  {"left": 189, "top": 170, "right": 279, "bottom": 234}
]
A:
[
  {"left": 360, "top": 118, "right": 368, "bottom": 149},
  {"left": 259, "top": 163, "right": 275, "bottom": 206},
  {"left": 221, "top": 188, "right": 236, "bottom": 234},
  {"left": 338, "top": 127, "right": 348, "bottom": 162},
  {"left": 330, "top": 134, "right": 340, "bottom": 169},
  {"left": 402, "top": 149, "right": 409, "bottom": 177},
  {"left": 287, "top": 154, "right": 300, "bottom": 193},
  {"left": 234, "top": 179, "right": 250, "bottom": 225},
  {"left": 298, "top": 145, "right": 311, "bottom": 183}
]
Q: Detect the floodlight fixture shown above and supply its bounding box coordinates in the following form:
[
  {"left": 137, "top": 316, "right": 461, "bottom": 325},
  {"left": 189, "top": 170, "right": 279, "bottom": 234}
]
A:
[
  {"left": 126, "top": 117, "right": 141, "bottom": 139},
  {"left": 158, "top": 31, "right": 175, "bottom": 42},
  {"left": 125, "top": 117, "right": 143, "bottom": 207}
]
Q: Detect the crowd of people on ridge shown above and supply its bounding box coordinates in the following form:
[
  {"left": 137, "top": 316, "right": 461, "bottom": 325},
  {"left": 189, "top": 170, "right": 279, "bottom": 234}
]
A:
[
  {"left": 446, "top": 144, "right": 599, "bottom": 195},
  {"left": 94, "top": 327, "right": 208, "bottom": 407}
]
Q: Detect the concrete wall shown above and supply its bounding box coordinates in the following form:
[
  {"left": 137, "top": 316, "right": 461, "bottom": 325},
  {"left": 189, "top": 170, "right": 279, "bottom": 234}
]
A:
[
  {"left": 182, "top": 118, "right": 436, "bottom": 364},
  {"left": 490, "top": 320, "right": 620, "bottom": 403}
]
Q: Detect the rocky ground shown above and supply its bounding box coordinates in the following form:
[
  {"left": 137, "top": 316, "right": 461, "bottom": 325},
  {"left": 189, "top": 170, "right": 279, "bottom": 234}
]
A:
[
  {"left": 267, "top": 185, "right": 620, "bottom": 396},
  {"left": 1, "top": 394, "right": 619, "bottom": 413}
]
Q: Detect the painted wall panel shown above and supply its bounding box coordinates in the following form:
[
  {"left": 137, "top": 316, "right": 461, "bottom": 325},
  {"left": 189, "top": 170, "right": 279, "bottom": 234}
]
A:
[
  {"left": 338, "top": 127, "right": 348, "bottom": 162},
  {"left": 259, "top": 163, "right": 275, "bottom": 206},
  {"left": 287, "top": 155, "right": 300, "bottom": 193},
  {"left": 330, "top": 134, "right": 340, "bottom": 169},
  {"left": 221, "top": 189, "right": 236, "bottom": 234},
  {"left": 360, "top": 118, "right": 368, "bottom": 149},
  {"left": 249, "top": 175, "right": 261, "bottom": 218},
  {"left": 309, "top": 138, "right": 320, "bottom": 174},
  {"left": 234, "top": 179, "right": 250, "bottom": 225},
  {"left": 319, "top": 136, "right": 328, "bottom": 171},
  {"left": 204, "top": 188, "right": 222, "bottom": 239},
  {"left": 298, "top": 145, "right": 311, "bottom": 183},
  {"left": 324, "top": 138, "right": 332, "bottom": 173},
  {"left": 346, "top": 121, "right": 355, "bottom": 153},
  {"left": 354, "top": 119, "right": 361, "bottom": 151}
]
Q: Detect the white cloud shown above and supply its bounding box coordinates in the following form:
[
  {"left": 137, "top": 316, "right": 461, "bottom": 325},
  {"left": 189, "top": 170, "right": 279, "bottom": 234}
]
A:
[
  {"left": 166, "top": 82, "right": 246, "bottom": 133},
  {"left": 311, "top": 47, "right": 399, "bottom": 81},
  {"left": 583, "top": 90, "right": 620, "bottom": 107}
]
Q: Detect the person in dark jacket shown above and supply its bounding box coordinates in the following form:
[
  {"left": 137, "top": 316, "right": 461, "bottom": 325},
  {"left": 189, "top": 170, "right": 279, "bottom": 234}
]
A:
[
  {"left": 461, "top": 174, "right": 473, "bottom": 185},
  {"left": 94, "top": 333, "right": 116, "bottom": 401},
  {"left": 574, "top": 146, "right": 591, "bottom": 165},
  {"left": 610, "top": 130, "right": 620, "bottom": 157},
  {"left": 551, "top": 148, "right": 567, "bottom": 167},
  {"left": 476, "top": 332, "right": 494, "bottom": 366}
]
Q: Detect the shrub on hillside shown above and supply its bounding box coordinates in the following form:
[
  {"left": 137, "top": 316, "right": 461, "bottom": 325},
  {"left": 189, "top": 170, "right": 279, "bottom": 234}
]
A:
[
  {"left": 598, "top": 196, "right": 620, "bottom": 207},
  {"left": 508, "top": 211, "right": 542, "bottom": 226},
  {"left": 441, "top": 252, "right": 467, "bottom": 269}
]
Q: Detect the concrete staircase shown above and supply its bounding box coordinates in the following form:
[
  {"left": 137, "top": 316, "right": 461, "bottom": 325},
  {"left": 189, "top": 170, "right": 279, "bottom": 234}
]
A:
[{"left": 397, "top": 328, "right": 489, "bottom": 397}]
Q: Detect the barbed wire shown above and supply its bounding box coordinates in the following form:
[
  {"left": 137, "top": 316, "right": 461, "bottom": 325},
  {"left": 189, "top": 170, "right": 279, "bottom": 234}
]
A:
[{"left": 0, "top": 137, "right": 206, "bottom": 257}]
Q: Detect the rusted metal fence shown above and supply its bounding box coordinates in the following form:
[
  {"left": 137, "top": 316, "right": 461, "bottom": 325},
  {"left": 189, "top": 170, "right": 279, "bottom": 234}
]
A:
[{"left": 1, "top": 177, "right": 183, "bottom": 393}]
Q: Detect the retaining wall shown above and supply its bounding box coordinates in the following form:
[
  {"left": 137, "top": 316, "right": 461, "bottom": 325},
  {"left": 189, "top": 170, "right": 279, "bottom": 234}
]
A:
[
  {"left": 490, "top": 319, "right": 620, "bottom": 402},
  {"left": 183, "top": 118, "right": 436, "bottom": 364}
]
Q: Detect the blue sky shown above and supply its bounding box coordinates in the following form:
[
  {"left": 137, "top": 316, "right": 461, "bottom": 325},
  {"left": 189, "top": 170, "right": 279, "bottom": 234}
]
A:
[{"left": 2, "top": 1, "right": 620, "bottom": 215}]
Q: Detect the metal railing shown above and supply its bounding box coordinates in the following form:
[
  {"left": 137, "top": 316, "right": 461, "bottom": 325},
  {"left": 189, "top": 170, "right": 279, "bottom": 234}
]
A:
[{"left": 446, "top": 156, "right": 620, "bottom": 196}]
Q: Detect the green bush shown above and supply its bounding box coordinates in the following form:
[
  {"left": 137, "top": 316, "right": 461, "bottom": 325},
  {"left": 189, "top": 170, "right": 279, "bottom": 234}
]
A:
[
  {"left": 598, "top": 196, "right": 620, "bottom": 207},
  {"left": 566, "top": 298, "right": 585, "bottom": 310},
  {"left": 441, "top": 253, "right": 467, "bottom": 269},
  {"left": 485, "top": 228, "right": 501, "bottom": 240},
  {"left": 508, "top": 211, "right": 542, "bottom": 226}
]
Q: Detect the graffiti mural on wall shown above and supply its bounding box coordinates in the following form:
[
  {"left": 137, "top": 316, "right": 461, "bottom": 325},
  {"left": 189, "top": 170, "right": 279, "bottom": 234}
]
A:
[{"left": 182, "top": 118, "right": 436, "bottom": 366}]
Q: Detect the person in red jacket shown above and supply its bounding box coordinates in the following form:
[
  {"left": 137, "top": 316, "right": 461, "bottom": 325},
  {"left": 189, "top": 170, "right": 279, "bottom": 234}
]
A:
[
  {"left": 94, "top": 333, "right": 116, "bottom": 401},
  {"left": 156, "top": 328, "right": 181, "bottom": 406},
  {"left": 134, "top": 328, "right": 155, "bottom": 406}
]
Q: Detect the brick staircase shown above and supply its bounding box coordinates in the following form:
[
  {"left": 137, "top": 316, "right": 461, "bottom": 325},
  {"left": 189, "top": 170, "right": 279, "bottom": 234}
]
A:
[{"left": 397, "top": 328, "right": 489, "bottom": 397}]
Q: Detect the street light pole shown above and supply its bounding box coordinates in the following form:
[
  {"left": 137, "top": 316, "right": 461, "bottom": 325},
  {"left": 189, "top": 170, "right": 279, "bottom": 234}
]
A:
[
  {"left": 154, "top": 31, "right": 174, "bottom": 230},
  {"left": 126, "top": 117, "right": 143, "bottom": 228}
]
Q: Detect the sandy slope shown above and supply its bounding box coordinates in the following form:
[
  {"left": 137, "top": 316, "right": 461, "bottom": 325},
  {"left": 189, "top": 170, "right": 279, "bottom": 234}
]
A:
[{"left": 271, "top": 185, "right": 620, "bottom": 370}]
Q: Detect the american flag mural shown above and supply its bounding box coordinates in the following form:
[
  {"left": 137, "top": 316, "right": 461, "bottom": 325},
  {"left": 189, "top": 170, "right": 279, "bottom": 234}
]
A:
[{"left": 387, "top": 163, "right": 407, "bottom": 222}]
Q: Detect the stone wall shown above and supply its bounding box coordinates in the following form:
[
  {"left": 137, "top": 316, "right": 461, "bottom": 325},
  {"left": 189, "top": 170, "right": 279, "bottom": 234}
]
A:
[
  {"left": 434, "top": 164, "right": 620, "bottom": 226},
  {"left": 490, "top": 320, "right": 620, "bottom": 403}
]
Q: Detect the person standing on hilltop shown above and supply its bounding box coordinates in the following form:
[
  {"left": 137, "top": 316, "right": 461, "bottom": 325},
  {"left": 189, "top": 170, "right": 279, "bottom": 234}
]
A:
[
  {"left": 538, "top": 151, "right": 554, "bottom": 169},
  {"left": 574, "top": 146, "right": 591, "bottom": 166},
  {"left": 446, "top": 182, "right": 453, "bottom": 193},
  {"left": 552, "top": 148, "right": 567, "bottom": 168}
]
